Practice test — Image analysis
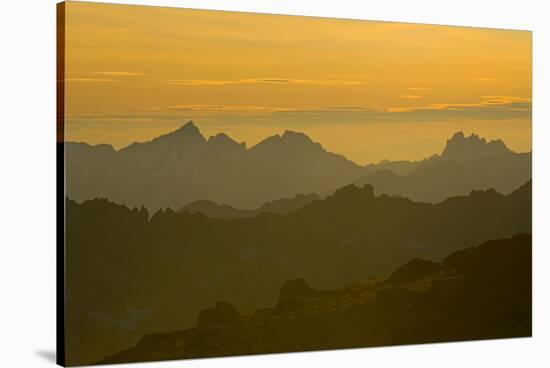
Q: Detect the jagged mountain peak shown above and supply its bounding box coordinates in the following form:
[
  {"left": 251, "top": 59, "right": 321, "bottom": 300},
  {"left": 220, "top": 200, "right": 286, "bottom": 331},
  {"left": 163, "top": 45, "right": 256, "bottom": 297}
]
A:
[
  {"left": 208, "top": 132, "right": 246, "bottom": 149},
  {"left": 118, "top": 121, "right": 206, "bottom": 154},
  {"left": 179, "top": 120, "right": 198, "bottom": 130},
  {"left": 148, "top": 121, "right": 208, "bottom": 147},
  {"left": 448, "top": 131, "right": 486, "bottom": 143},
  {"left": 281, "top": 130, "right": 314, "bottom": 143},
  {"left": 441, "top": 131, "right": 511, "bottom": 162},
  {"left": 208, "top": 132, "right": 232, "bottom": 142},
  {"left": 172, "top": 120, "right": 204, "bottom": 138},
  {"left": 251, "top": 130, "right": 321, "bottom": 153}
]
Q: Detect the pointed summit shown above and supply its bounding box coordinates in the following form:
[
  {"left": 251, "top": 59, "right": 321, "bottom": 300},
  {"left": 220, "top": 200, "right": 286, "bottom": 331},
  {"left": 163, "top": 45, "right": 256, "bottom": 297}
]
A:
[
  {"left": 167, "top": 120, "right": 206, "bottom": 143},
  {"left": 441, "top": 131, "right": 511, "bottom": 162},
  {"left": 175, "top": 120, "right": 201, "bottom": 135},
  {"left": 117, "top": 121, "right": 205, "bottom": 152}
]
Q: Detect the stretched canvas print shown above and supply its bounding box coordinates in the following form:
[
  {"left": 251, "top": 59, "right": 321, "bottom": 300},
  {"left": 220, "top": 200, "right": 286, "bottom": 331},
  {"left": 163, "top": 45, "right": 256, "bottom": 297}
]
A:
[{"left": 57, "top": 1, "right": 533, "bottom": 366}]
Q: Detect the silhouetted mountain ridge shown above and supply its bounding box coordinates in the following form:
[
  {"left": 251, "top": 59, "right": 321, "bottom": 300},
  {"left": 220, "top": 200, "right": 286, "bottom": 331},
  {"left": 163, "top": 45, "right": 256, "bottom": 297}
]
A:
[
  {"left": 99, "top": 234, "right": 532, "bottom": 364},
  {"left": 66, "top": 121, "right": 364, "bottom": 211},
  {"left": 207, "top": 132, "right": 246, "bottom": 152},
  {"left": 178, "top": 193, "right": 320, "bottom": 220},
  {"left": 441, "top": 131, "right": 511, "bottom": 162},
  {"left": 64, "top": 180, "right": 531, "bottom": 365},
  {"left": 354, "top": 131, "right": 530, "bottom": 203},
  {"left": 66, "top": 124, "right": 530, "bottom": 211}
]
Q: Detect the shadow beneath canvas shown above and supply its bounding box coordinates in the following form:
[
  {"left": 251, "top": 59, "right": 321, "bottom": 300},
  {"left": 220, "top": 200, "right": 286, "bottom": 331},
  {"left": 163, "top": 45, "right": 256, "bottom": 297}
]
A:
[{"left": 35, "top": 350, "right": 56, "bottom": 364}]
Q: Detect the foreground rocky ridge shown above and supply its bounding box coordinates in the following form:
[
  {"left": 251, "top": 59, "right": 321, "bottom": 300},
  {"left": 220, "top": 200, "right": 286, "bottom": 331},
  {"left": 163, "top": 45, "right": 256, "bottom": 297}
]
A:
[
  {"left": 100, "top": 234, "right": 532, "bottom": 364},
  {"left": 65, "top": 180, "right": 532, "bottom": 365}
]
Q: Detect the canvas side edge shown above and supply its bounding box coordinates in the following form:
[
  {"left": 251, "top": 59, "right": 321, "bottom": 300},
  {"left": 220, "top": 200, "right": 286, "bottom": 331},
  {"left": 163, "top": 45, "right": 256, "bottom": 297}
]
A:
[{"left": 56, "top": 2, "right": 66, "bottom": 366}]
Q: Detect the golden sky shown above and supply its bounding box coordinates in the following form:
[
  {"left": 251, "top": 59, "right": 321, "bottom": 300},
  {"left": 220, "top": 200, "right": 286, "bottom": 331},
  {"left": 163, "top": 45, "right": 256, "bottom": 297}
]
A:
[{"left": 63, "top": 1, "right": 532, "bottom": 164}]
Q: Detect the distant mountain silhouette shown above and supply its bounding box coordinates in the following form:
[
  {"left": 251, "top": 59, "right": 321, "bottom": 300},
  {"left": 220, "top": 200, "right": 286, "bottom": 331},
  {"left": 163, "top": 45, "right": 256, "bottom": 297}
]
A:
[
  {"left": 360, "top": 130, "right": 512, "bottom": 177},
  {"left": 66, "top": 121, "right": 364, "bottom": 211},
  {"left": 354, "top": 131, "right": 530, "bottom": 203},
  {"left": 99, "top": 234, "right": 531, "bottom": 364},
  {"left": 441, "top": 131, "right": 512, "bottom": 162},
  {"left": 64, "top": 180, "right": 531, "bottom": 365},
  {"left": 67, "top": 126, "right": 531, "bottom": 212},
  {"left": 178, "top": 193, "right": 320, "bottom": 220}
]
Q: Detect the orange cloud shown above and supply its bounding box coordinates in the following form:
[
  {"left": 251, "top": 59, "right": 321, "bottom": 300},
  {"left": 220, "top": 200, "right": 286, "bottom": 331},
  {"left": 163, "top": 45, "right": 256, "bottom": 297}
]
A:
[
  {"left": 472, "top": 77, "right": 505, "bottom": 82},
  {"left": 94, "top": 72, "right": 145, "bottom": 76},
  {"left": 66, "top": 78, "right": 117, "bottom": 82},
  {"left": 165, "top": 78, "right": 364, "bottom": 86}
]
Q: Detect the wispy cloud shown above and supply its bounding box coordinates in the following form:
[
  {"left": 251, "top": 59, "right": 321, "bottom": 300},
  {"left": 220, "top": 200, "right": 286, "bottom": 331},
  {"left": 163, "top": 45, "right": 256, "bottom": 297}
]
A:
[
  {"left": 165, "top": 78, "right": 365, "bottom": 86},
  {"left": 68, "top": 96, "right": 531, "bottom": 126},
  {"left": 401, "top": 95, "right": 422, "bottom": 99},
  {"left": 423, "top": 96, "right": 531, "bottom": 110},
  {"left": 325, "top": 73, "right": 369, "bottom": 79},
  {"left": 146, "top": 104, "right": 384, "bottom": 115},
  {"left": 406, "top": 87, "right": 430, "bottom": 91},
  {"left": 481, "top": 95, "right": 530, "bottom": 103},
  {"left": 472, "top": 77, "right": 505, "bottom": 82},
  {"left": 249, "top": 78, "right": 364, "bottom": 86},
  {"left": 66, "top": 78, "right": 117, "bottom": 83},
  {"left": 160, "top": 104, "right": 282, "bottom": 112},
  {"left": 165, "top": 80, "right": 236, "bottom": 86},
  {"left": 94, "top": 71, "right": 145, "bottom": 76}
]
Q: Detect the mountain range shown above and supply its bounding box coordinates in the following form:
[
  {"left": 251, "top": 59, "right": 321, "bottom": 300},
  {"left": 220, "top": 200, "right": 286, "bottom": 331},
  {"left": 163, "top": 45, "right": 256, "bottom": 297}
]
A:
[
  {"left": 178, "top": 193, "right": 320, "bottom": 220},
  {"left": 66, "top": 122, "right": 531, "bottom": 212},
  {"left": 66, "top": 122, "right": 363, "bottom": 211},
  {"left": 355, "top": 132, "right": 531, "bottom": 203},
  {"left": 65, "top": 179, "right": 531, "bottom": 365},
  {"left": 99, "top": 234, "right": 531, "bottom": 364}
]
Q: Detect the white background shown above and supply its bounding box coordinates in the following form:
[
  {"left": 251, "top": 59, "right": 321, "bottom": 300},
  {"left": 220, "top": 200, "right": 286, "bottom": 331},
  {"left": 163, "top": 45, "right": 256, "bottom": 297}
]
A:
[{"left": 0, "top": 0, "right": 548, "bottom": 367}]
